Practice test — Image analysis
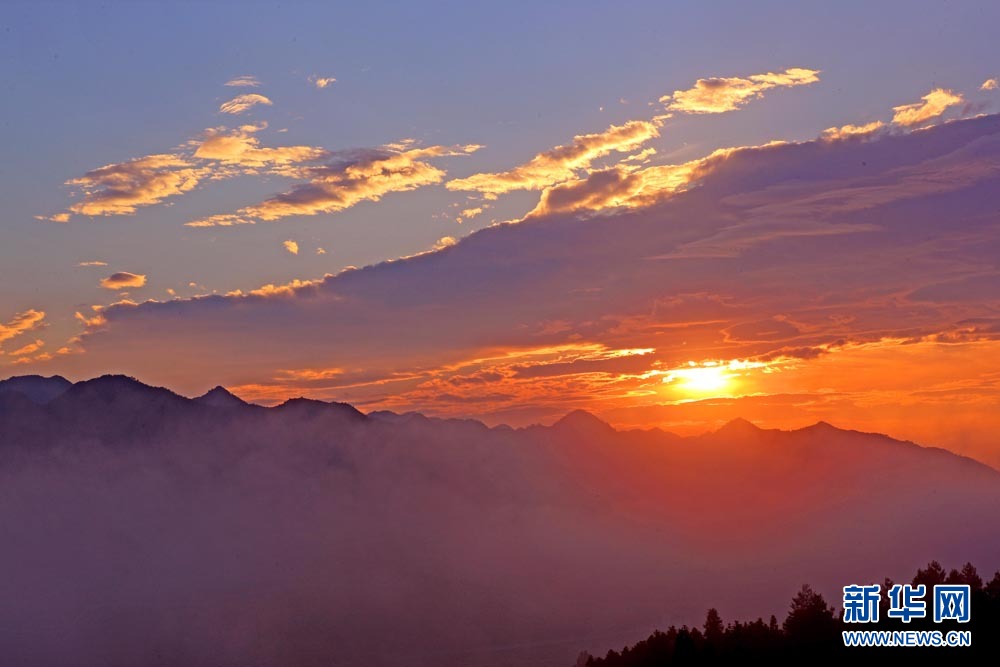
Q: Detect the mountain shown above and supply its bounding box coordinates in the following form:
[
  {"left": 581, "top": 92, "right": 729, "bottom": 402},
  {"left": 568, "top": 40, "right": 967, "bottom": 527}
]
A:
[
  {"left": 1, "top": 375, "right": 999, "bottom": 667},
  {"left": 193, "top": 385, "right": 249, "bottom": 408},
  {"left": 0, "top": 374, "right": 72, "bottom": 404}
]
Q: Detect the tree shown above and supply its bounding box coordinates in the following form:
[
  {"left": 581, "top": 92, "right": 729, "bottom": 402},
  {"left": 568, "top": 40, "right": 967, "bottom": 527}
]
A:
[
  {"left": 783, "top": 584, "right": 838, "bottom": 648},
  {"left": 913, "top": 560, "right": 946, "bottom": 589},
  {"left": 703, "top": 608, "right": 724, "bottom": 643}
]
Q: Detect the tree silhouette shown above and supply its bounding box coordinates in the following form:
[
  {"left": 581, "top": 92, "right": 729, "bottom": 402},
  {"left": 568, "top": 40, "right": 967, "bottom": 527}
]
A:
[{"left": 580, "top": 559, "right": 997, "bottom": 666}]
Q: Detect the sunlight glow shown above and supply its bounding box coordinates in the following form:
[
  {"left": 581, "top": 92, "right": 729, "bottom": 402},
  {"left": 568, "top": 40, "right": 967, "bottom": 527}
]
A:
[{"left": 666, "top": 362, "right": 731, "bottom": 394}]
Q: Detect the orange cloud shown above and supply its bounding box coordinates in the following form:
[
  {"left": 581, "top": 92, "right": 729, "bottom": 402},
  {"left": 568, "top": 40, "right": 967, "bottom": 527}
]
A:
[
  {"left": 661, "top": 67, "right": 820, "bottom": 114},
  {"left": 0, "top": 309, "right": 46, "bottom": 349},
  {"left": 9, "top": 339, "right": 44, "bottom": 356},
  {"left": 981, "top": 78, "right": 998, "bottom": 91},
  {"left": 100, "top": 272, "right": 147, "bottom": 290},
  {"left": 219, "top": 93, "right": 273, "bottom": 115},
  {"left": 447, "top": 120, "right": 660, "bottom": 195},
  {"left": 283, "top": 240, "right": 299, "bottom": 255},
  {"left": 77, "top": 260, "right": 108, "bottom": 267},
  {"left": 891, "top": 88, "right": 963, "bottom": 127}
]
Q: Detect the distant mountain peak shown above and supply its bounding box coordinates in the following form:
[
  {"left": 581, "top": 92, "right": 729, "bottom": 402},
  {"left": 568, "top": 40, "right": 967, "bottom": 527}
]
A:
[
  {"left": 194, "top": 385, "right": 247, "bottom": 408},
  {"left": 552, "top": 409, "right": 614, "bottom": 433},
  {"left": 275, "top": 396, "right": 366, "bottom": 420},
  {"left": 714, "top": 417, "right": 762, "bottom": 436},
  {"left": 0, "top": 374, "right": 72, "bottom": 405}
]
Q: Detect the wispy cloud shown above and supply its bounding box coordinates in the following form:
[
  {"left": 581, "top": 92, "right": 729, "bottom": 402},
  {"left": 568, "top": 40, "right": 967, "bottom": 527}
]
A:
[
  {"left": 9, "top": 339, "right": 44, "bottom": 356},
  {"left": 981, "top": 78, "right": 998, "bottom": 91},
  {"left": 891, "top": 88, "right": 963, "bottom": 127},
  {"left": 661, "top": 67, "right": 820, "bottom": 114},
  {"left": 187, "top": 143, "right": 481, "bottom": 226},
  {"left": 219, "top": 93, "right": 273, "bottom": 115},
  {"left": 310, "top": 75, "right": 336, "bottom": 89},
  {"left": 447, "top": 120, "right": 660, "bottom": 195},
  {"left": 821, "top": 121, "right": 885, "bottom": 141},
  {"left": 77, "top": 261, "right": 108, "bottom": 267},
  {"left": 33, "top": 213, "right": 70, "bottom": 223},
  {"left": 283, "top": 240, "right": 299, "bottom": 255},
  {"left": 0, "top": 309, "right": 45, "bottom": 349},
  {"left": 224, "top": 75, "right": 260, "bottom": 87},
  {"left": 100, "top": 272, "right": 147, "bottom": 290}
]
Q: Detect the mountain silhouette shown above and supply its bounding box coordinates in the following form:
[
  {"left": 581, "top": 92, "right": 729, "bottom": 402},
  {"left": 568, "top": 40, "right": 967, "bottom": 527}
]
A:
[
  {"left": 193, "top": 385, "right": 248, "bottom": 408},
  {"left": 0, "top": 374, "right": 72, "bottom": 404},
  {"left": 1, "top": 374, "right": 999, "bottom": 667}
]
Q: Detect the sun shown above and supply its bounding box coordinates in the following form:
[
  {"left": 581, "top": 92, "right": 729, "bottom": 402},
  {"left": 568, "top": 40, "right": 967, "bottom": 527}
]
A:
[{"left": 663, "top": 362, "right": 733, "bottom": 395}]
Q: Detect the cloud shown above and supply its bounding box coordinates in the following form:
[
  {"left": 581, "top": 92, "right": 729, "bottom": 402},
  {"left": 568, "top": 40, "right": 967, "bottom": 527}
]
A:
[
  {"left": 193, "top": 124, "right": 328, "bottom": 167},
  {"left": 34, "top": 212, "right": 70, "bottom": 223},
  {"left": 0, "top": 309, "right": 45, "bottom": 349},
  {"left": 187, "top": 143, "right": 481, "bottom": 226},
  {"left": 434, "top": 236, "right": 457, "bottom": 250},
  {"left": 316, "top": 247, "right": 327, "bottom": 255},
  {"left": 55, "top": 114, "right": 1000, "bottom": 441},
  {"left": 283, "top": 240, "right": 299, "bottom": 255},
  {"left": 219, "top": 93, "right": 273, "bottom": 115},
  {"left": 9, "top": 339, "right": 44, "bottom": 356},
  {"left": 224, "top": 75, "right": 260, "bottom": 87},
  {"left": 65, "top": 153, "right": 209, "bottom": 217},
  {"left": 891, "top": 88, "right": 963, "bottom": 127},
  {"left": 661, "top": 67, "right": 820, "bottom": 114},
  {"left": 820, "top": 121, "right": 885, "bottom": 141},
  {"left": 100, "top": 272, "right": 147, "bottom": 290},
  {"left": 447, "top": 120, "right": 659, "bottom": 195},
  {"left": 310, "top": 75, "right": 337, "bottom": 89},
  {"left": 526, "top": 146, "right": 738, "bottom": 217},
  {"left": 77, "top": 261, "right": 108, "bottom": 267},
  {"left": 982, "top": 79, "right": 998, "bottom": 91},
  {"left": 59, "top": 125, "right": 330, "bottom": 221}
]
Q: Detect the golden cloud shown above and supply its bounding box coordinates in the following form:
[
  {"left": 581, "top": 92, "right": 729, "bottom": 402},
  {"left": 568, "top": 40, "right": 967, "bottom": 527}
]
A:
[
  {"left": 821, "top": 121, "right": 885, "bottom": 141},
  {"left": 661, "top": 67, "right": 820, "bottom": 114},
  {"left": 77, "top": 260, "right": 108, "bottom": 267},
  {"left": 283, "top": 240, "right": 299, "bottom": 255},
  {"left": 528, "top": 146, "right": 737, "bottom": 217},
  {"left": 194, "top": 124, "right": 328, "bottom": 167},
  {"left": 100, "top": 272, "right": 147, "bottom": 290},
  {"left": 891, "top": 88, "right": 963, "bottom": 127},
  {"left": 219, "top": 93, "right": 273, "bottom": 115},
  {"left": 310, "top": 75, "right": 337, "bottom": 89},
  {"left": 447, "top": 120, "right": 659, "bottom": 195},
  {"left": 66, "top": 153, "right": 209, "bottom": 216},
  {"left": 187, "top": 144, "right": 481, "bottom": 226},
  {"left": 981, "top": 79, "right": 998, "bottom": 91}
]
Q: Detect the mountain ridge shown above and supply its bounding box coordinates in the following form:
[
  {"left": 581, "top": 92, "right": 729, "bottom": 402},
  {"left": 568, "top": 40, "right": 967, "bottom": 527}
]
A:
[{"left": 0, "top": 374, "right": 995, "bottom": 475}]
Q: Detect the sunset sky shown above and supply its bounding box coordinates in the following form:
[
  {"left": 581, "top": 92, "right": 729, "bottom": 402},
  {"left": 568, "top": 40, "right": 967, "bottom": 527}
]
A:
[{"left": 3, "top": 1, "right": 1000, "bottom": 463}]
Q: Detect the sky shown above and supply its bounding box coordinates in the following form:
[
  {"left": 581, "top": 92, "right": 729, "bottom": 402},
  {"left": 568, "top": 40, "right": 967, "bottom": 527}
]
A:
[{"left": 2, "top": 1, "right": 1000, "bottom": 462}]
